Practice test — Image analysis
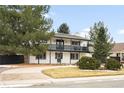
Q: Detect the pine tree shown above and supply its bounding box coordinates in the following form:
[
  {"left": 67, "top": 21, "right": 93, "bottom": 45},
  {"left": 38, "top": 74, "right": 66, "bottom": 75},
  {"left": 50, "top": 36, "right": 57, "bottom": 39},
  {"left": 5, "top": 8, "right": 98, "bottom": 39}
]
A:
[
  {"left": 57, "top": 23, "right": 70, "bottom": 34},
  {"left": 0, "top": 5, "right": 54, "bottom": 59},
  {"left": 89, "top": 21, "right": 114, "bottom": 63}
]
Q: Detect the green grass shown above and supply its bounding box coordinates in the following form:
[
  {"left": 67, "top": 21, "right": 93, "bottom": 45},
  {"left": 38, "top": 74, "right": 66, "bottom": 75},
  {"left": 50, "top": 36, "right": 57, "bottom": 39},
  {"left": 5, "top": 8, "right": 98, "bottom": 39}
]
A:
[{"left": 43, "top": 67, "right": 124, "bottom": 78}]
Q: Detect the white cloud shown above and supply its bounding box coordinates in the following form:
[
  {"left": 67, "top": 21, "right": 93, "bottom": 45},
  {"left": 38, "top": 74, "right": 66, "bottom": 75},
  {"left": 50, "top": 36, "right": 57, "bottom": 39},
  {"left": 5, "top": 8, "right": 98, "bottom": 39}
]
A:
[
  {"left": 74, "top": 28, "right": 90, "bottom": 38},
  {"left": 118, "top": 29, "right": 124, "bottom": 35},
  {"left": 82, "top": 28, "right": 90, "bottom": 32}
]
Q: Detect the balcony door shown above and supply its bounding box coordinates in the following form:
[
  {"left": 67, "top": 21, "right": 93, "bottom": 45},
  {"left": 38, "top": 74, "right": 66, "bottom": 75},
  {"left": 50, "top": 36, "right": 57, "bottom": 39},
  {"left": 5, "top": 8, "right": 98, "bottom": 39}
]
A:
[
  {"left": 71, "top": 41, "right": 81, "bottom": 51},
  {"left": 56, "top": 39, "right": 64, "bottom": 50}
]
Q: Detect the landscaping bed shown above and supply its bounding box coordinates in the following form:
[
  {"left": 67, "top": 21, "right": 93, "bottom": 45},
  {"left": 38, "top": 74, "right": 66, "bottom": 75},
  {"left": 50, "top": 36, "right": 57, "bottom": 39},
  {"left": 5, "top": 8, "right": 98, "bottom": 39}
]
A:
[{"left": 43, "top": 67, "right": 124, "bottom": 78}]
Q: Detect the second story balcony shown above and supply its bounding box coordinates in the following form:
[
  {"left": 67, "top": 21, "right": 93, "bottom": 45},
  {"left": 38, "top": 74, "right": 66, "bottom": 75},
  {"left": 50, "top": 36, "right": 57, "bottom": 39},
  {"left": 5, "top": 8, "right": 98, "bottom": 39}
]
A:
[{"left": 48, "top": 44, "right": 89, "bottom": 52}]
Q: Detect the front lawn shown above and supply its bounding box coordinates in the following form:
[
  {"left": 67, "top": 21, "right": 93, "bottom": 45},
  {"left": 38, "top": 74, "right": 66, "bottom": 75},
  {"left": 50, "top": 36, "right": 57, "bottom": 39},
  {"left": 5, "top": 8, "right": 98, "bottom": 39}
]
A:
[{"left": 42, "top": 67, "right": 124, "bottom": 78}]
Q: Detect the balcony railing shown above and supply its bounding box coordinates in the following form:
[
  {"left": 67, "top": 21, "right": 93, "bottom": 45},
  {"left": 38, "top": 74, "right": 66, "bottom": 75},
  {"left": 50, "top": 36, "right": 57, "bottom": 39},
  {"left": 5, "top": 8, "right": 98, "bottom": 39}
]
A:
[{"left": 48, "top": 44, "right": 89, "bottom": 52}]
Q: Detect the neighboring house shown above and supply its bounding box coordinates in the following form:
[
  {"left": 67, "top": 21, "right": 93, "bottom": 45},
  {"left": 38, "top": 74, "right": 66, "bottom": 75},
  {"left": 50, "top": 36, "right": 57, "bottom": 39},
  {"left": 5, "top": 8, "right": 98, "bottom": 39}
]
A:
[
  {"left": 110, "top": 43, "right": 124, "bottom": 63},
  {"left": 29, "top": 33, "right": 92, "bottom": 64}
]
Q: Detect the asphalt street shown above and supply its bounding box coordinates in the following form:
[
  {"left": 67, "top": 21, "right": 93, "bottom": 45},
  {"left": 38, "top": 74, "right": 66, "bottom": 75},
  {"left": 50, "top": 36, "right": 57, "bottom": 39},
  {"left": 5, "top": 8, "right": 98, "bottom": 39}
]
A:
[{"left": 30, "top": 78, "right": 124, "bottom": 88}]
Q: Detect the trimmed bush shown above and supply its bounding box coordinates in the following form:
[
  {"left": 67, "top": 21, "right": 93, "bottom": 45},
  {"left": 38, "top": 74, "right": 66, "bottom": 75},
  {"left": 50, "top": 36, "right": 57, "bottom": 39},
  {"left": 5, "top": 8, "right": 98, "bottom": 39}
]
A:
[
  {"left": 105, "top": 58, "right": 122, "bottom": 70},
  {"left": 77, "top": 57, "right": 100, "bottom": 70}
]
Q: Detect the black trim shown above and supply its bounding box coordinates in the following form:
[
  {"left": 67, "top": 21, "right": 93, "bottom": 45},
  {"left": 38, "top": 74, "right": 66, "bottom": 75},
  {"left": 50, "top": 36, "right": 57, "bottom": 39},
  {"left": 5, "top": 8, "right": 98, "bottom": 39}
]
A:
[{"left": 48, "top": 44, "right": 89, "bottom": 53}]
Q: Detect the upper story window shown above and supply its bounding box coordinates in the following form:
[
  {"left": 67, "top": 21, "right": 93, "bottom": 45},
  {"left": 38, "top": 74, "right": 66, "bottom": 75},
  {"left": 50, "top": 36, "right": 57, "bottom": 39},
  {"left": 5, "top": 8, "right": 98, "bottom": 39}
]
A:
[
  {"left": 56, "top": 39, "right": 64, "bottom": 45},
  {"left": 71, "top": 41, "right": 80, "bottom": 46}
]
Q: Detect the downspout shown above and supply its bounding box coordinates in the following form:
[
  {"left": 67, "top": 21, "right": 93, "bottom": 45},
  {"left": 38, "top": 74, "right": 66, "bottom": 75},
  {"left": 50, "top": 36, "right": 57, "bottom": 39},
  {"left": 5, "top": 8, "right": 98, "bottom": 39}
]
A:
[
  {"left": 49, "top": 39, "right": 52, "bottom": 64},
  {"left": 70, "top": 39, "right": 72, "bottom": 64}
]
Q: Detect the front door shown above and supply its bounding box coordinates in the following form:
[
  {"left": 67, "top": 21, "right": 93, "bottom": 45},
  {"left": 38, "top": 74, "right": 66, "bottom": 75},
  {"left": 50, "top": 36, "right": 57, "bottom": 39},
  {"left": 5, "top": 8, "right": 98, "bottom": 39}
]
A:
[{"left": 55, "top": 52, "right": 63, "bottom": 64}]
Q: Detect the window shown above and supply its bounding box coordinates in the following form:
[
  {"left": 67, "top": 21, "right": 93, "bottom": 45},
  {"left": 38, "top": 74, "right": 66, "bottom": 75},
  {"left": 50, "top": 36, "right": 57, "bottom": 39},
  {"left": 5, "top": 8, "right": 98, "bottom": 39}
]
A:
[
  {"left": 55, "top": 52, "right": 63, "bottom": 59},
  {"left": 122, "top": 53, "right": 124, "bottom": 56},
  {"left": 70, "top": 53, "right": 79, "bottom": 60},
  {"left": 117, "top": 53, "right": 120, "bottom": 57},
  {"left": 56, "top": 39, "right": 64, "bottom": 45},
  {"left": 122, "top": 53, "right": 124, "bottom": 61},
  {"left": 36, "top": 53, "right": 46, "bottom": 60},
  {"left": 71, "top": 41, "right": 80, "bottom": 46}
]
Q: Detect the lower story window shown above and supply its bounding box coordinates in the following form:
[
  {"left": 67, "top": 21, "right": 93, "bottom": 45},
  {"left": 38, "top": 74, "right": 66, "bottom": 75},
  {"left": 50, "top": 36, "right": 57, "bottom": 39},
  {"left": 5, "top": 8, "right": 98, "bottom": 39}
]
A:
[
  {"left": 36, "top": 53, "right": 46, "bottom": 60},
  {"left": 70, "top": 53, "right": 79, "bottom": 60},
  {"left": 122, "top": 53, "right": 124, "bottom": 61},
  {"left": 55, "top": 52, "right": 63, "bottom": 59}
]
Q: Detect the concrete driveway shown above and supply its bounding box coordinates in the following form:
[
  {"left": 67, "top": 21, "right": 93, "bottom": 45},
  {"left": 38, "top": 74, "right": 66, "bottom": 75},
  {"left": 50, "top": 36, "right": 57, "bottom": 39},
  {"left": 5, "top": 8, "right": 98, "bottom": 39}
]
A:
[
  {"left": 0, "top": 67, "right": 51, "bottom": 81},
  {"left": 0, "top": 65, "right": 17, "bottom": 73},
  {"left": 0, "top": 68, "right": 8, "bottom": 73},
  {"left": 0, "top": 65, "right": 70, "bottom": 87}
]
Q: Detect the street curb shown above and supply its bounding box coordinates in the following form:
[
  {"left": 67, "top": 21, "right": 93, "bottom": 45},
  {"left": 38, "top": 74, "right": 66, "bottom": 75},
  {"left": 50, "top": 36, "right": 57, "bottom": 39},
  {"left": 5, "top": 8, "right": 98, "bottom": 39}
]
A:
[{"left": 0, "top": 79, "right": 53, "bottom": 88}]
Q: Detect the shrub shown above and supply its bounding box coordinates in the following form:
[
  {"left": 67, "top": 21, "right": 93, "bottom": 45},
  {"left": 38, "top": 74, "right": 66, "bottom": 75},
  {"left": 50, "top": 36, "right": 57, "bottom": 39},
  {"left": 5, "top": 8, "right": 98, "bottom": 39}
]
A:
[
  {"left": 105, "top": 58, "right": 122, "bottom": 70},
  {"left": 77, "top": 57, "right": 100, "bottom": 70}
]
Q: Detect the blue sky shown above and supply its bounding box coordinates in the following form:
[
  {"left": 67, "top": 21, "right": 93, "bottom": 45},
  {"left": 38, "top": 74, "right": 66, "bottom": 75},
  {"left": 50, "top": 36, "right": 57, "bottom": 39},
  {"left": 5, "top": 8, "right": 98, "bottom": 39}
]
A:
[{"left": 48, "top": 6, "right": 124, "bottom": 43}]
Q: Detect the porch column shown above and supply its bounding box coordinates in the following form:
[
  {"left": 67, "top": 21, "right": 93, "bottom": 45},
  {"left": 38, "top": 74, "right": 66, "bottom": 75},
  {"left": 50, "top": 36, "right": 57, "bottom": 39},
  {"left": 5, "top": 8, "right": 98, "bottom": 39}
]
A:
[
  {"left": 49, "top": 39, "right": 52, "bottom": 64},
  {"left": 79, "top": 52, "right": 80, "bottom": 59},
  {"left": 49, "top": 51, "right": 51, "bottom": 64},
  {"left": 120, "top": 52, "right": 122, "bottom": 62}
]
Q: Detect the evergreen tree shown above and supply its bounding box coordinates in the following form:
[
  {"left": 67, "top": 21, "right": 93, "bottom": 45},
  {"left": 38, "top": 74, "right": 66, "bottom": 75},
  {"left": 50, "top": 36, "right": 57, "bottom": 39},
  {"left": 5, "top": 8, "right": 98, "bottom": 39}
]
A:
[
  {"left": 89, "top": 21, "right": 114, "bottom": 63},
  {"left": 0, "top": 5, "right": 54, "bottom": 58},
  {"left": 57, "top": 23, "right": 70, "bottom": 34}
]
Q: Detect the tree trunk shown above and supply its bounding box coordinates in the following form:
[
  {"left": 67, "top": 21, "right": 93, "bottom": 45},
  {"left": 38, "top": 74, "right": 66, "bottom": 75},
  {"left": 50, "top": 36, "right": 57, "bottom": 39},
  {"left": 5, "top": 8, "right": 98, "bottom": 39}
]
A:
[
  {"left": 24, "top": 55, "right": 29, "bottom": 64},
  {"left": 38, "top": 56, "right": 40, "bottom": 64}
]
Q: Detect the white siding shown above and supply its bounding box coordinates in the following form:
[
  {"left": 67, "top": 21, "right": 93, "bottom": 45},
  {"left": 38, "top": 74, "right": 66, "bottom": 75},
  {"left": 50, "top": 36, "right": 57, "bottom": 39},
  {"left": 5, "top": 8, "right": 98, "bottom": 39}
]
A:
[
  {"left": 50, "top": 51, "right": 56, "bottom": 64},
  {"left": 110, "top": 53, "right": 117, "bottom": 57},
  {"left": 71, "top": 60, "right": 78, "bottom": 64},
  {"left": 64, "top": 39, "right": 71, "bottom": 45},
  {"left": 62, "top": 52, "right": 70, "bottom": 64},
  {"left": 29, "top": 37, "right": 92, "bottom": 64},
  {"left": 29, "top": 51, "right": 92, "bottom": 64},
  {"left": 29, "top": 51, "right": 50, "bottom": 64},
  {"left": 50, "top": 52, "right": 70, "bottom": 64},
  {"left": 81, "top": 41, "right": 87, "bottom": 47}
]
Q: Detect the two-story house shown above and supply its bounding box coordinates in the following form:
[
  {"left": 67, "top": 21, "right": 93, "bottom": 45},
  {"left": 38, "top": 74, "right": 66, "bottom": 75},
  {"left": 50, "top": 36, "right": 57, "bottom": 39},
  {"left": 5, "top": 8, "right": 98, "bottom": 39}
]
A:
[{"left": 29, "top": 33, "right": 92, "bottom": 64}]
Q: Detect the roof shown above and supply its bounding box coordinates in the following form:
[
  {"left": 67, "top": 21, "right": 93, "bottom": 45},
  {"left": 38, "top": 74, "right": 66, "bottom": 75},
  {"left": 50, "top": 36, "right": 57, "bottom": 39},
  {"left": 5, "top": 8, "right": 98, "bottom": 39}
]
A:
[
  {"left": 54, "top": 33, "right": 90, "bottom": 41},
  {"left": 111, "top": 43, "right": 124, "bottom": 53}
]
